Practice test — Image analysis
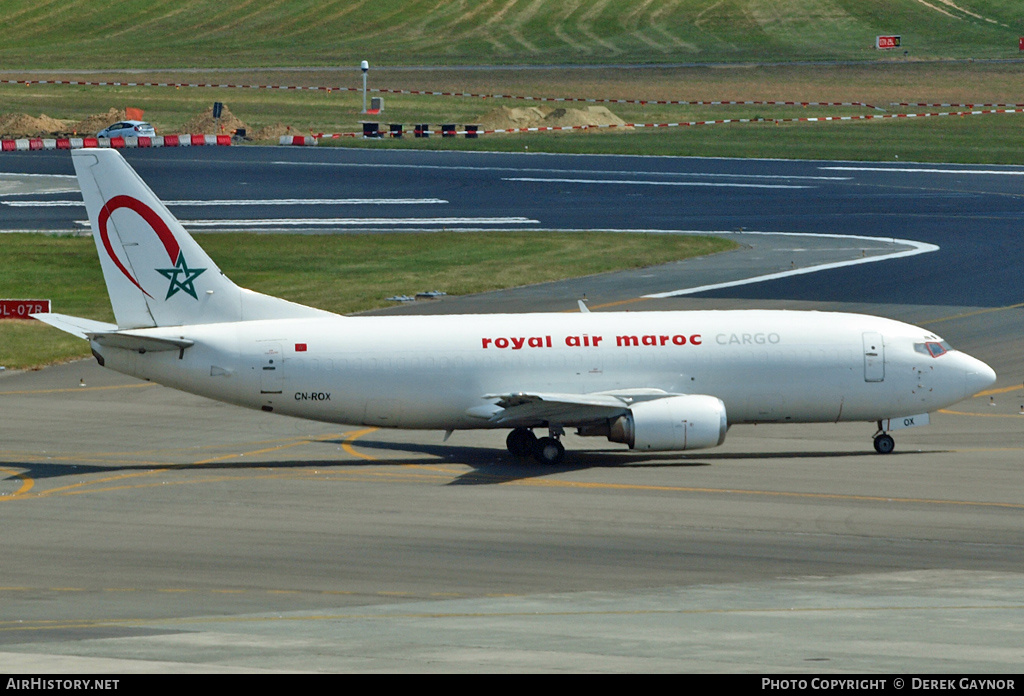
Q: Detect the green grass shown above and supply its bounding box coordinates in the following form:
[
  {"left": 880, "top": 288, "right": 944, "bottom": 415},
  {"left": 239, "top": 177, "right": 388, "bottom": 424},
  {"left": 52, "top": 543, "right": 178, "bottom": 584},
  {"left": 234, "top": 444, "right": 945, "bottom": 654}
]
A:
[
  {"left": 3, "top": 2, "right": 1024, "bottom": 163},
  {"left": 6, "top": 61, "right": 1024, "bottom": 163},
  {"left": 2, "top": 2, "right": 1021, "bottom": 370},
  {"left": 1, "top": 1, "right": 1023, "bottom": 68},
  {"left": 0, "top": 231, "right": 736, "bottom": 370},
  {"left": 327, "top": 113, "right": 1024, "bottom": 164},
  {"left": 0, "top": 234, "right": 113, "bottom": 367}
]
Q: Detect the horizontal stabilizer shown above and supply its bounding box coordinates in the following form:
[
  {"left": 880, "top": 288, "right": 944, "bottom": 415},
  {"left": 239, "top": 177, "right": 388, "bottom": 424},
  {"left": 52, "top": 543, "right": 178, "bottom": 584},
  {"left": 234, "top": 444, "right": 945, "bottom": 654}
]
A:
[
  {"left": 88, "top": 332, "right": 194, "bottom": 354},
  {"left": 30, "top": 313, "right": 192, "bottom": 354},
  {"left": 31, "top": 312, "right": 117, "bottom": 339}
]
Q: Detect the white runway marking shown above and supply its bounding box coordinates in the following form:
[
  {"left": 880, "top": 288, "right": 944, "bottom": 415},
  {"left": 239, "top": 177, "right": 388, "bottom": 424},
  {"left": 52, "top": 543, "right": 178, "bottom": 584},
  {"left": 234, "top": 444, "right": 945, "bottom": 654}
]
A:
[
  {"left": 4, "top": 198, "right": 448, "bottom": 207},
  {"left": 821, "top": 166, "right": 1024, "bottom": 176},
  {"left": 0, "top": 173, "right": 77, "bottom": 178},
  {"left": 504, "top": 177, "right": 813, "bottom": 189},
  {"left": 637, "top": 231, "right": 939, "bottom": 298},
  {"left": 73, "top": 217, "right": 539, "bottom": 228},
  {"left": 277, "top": 160, "right": 845, "bottom": 182}
]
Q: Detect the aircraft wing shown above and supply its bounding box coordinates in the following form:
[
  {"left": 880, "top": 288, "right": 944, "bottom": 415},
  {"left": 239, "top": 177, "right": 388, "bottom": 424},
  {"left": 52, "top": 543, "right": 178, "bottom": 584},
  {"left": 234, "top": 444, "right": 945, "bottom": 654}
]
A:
[{"left": 472, "top": 389, "right": 681, "bottom": 427}]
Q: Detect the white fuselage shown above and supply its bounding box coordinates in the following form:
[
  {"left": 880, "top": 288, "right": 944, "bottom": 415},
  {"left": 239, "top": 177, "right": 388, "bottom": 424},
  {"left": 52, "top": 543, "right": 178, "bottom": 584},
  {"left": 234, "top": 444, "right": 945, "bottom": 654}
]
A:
[
  {"left": 52, "top": 149, "right": 997, "bottom": 458},
  {"left": 92, "top": 309, "right": 994, "bottom": 430}
]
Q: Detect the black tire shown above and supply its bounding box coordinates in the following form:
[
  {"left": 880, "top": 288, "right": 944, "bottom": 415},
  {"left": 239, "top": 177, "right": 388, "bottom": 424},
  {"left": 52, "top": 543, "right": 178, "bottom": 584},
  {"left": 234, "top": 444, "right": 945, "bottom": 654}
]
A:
[
  {"left": 533, "top": 437, "right": 565, "bottom": 465},
  {"left": 874, "top": 433, "right": 895, "bottom": 454},
  {"left": 506, "top": 428, "right": 537, "bottom": 457}
]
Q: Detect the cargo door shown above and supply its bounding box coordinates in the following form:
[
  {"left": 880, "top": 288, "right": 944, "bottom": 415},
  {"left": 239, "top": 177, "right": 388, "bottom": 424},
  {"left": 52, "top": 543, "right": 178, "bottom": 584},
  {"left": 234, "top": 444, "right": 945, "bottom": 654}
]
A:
[{"left": 259, "top": 342, "right": 284, "bottom": 395}]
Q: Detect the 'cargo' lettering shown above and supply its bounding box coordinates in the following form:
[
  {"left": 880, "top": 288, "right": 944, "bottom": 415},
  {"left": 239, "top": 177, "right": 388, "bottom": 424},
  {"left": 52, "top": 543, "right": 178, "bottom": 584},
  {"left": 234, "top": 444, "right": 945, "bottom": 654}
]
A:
[{"left": 716, "top": 333, "right": 781, "bottom": 345}]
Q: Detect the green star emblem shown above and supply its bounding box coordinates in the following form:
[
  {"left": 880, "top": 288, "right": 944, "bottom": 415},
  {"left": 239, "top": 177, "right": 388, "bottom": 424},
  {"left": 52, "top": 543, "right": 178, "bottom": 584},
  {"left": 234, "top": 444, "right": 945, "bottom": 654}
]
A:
[{"left": 156, "top": 253, "right": 206, "bottom": 300}]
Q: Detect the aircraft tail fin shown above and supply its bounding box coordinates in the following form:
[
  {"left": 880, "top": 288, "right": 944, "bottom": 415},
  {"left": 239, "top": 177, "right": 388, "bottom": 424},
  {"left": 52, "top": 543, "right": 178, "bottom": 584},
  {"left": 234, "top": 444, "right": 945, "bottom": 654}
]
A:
[{"left": 71, "top": 148, "right": 332, "bottom": 329}]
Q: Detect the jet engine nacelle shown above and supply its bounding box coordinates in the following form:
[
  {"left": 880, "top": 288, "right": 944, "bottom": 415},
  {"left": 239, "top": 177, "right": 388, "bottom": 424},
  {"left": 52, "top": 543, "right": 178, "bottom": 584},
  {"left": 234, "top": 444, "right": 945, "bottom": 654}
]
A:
[{"left": 608, "top": 395, "right": 728, "bottom": 451}]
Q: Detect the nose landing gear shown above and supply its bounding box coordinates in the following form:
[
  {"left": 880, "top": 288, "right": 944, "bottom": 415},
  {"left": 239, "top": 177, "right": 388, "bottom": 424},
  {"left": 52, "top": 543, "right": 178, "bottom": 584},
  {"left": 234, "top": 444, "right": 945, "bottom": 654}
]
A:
[{"left": 873, "top": 431, "right": 895, "bottom": 454}]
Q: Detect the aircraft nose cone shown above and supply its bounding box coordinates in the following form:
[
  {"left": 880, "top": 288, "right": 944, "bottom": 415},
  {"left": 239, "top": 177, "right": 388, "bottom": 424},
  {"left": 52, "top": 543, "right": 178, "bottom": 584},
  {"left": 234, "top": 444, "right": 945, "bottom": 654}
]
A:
[{"left": 964, "top": 357, "right": 997, "bottom": 398}]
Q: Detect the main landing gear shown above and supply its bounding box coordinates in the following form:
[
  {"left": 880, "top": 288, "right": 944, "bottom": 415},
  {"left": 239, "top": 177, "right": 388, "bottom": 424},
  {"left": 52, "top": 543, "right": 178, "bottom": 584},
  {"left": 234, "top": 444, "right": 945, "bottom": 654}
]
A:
[{"left": 506, "top": 427, "right": 565, "bottom": 465}]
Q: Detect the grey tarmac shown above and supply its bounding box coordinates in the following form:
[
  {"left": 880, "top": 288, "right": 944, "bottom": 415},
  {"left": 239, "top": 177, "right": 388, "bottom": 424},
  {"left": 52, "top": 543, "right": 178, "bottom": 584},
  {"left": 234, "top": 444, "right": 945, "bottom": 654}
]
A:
[{"left": 1, "top": 156, "right": 1022, "bottom": 673}]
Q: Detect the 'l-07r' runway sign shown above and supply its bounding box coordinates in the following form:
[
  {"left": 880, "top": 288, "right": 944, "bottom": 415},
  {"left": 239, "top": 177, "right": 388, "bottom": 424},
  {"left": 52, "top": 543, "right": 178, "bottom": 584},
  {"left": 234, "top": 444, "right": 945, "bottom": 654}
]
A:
[
  {"left": 1, "top": 299, "right": 50, "bottom": 319},
  {"left": 877, "top": 35, "right": 901, "bottom": 49}
]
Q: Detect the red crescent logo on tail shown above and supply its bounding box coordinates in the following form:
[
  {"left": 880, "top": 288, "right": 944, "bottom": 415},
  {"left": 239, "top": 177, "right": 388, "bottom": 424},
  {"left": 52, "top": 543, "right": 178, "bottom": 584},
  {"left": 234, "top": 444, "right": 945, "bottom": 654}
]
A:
[{"left": 98, "top": 195, "right": 181, "bottom": 299}]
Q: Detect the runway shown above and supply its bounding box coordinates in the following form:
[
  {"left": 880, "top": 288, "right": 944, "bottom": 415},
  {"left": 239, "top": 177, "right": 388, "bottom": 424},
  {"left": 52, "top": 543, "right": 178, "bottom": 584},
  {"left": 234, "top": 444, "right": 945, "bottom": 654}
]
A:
[
  {"left": 4, "top": 146, "right": 1024, "bottom": 306},
  {"left": 1, "top": 148, "right": 1022, "bottom": 672}
]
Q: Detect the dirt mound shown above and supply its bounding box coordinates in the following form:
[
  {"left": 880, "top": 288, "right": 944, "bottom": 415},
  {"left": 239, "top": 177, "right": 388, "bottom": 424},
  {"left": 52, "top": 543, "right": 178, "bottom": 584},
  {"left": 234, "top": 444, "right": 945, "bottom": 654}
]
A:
[
  {"left": 545, "top": 106, "right": 628, "bottom": 127},
  {"left": 251, "top": 123, "right": 300, "bottom": 141},
  {"left": 70, "top": 108, "right": 127, "bottom": 136},
  {"left": 33, "top": 114, "right": 69, "bottom": 133},
  {"left": 180, "top": 104, "right": 248, "bottom": 135},
  {"left": 476, "top": 106, "right": 549, "bottom": 130},
  {"left": 476, "top": 105, "right": 630, "bottom": 131},
  {"left": 0, "top": 113, "right": 72, "bottom": 137}
]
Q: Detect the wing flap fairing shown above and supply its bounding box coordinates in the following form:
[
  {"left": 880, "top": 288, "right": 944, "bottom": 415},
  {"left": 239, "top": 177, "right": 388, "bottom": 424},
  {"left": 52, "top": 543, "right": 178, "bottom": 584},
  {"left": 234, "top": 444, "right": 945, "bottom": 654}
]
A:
[{"left": 476, "top": 389, "right": 682, "bottom": 427}]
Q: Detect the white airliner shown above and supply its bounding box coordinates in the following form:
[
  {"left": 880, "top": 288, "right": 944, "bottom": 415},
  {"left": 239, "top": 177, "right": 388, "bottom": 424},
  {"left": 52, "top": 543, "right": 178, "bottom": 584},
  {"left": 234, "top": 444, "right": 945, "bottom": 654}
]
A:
[{"left": 35, "top": 149, "right": 996, "bottom": 463}]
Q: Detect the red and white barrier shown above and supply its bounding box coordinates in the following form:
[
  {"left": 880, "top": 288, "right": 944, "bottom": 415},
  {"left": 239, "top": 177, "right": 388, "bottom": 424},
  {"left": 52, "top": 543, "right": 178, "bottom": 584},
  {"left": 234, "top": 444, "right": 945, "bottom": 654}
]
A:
[
  {"left": 0, "top": 79, "right": 887, "bottom": 110},
  {"left": 0, "top": 134, "right": 232, "bottom": 152},
  {"left": 893, "top": 102, "right": 1024, "bottom": 108},
  {"left": 291, "top": 106, "right": 1023, "bottom": 143},
  {"left": 278, "top": 135, "right": 318, "bottom": 146}
]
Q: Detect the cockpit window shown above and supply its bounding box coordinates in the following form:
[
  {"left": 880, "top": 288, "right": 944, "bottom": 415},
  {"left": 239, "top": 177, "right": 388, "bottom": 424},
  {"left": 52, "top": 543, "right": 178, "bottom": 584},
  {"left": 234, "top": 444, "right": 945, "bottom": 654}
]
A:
[{"left": 914, "top": 341, "right": 951, "bottom": 358}]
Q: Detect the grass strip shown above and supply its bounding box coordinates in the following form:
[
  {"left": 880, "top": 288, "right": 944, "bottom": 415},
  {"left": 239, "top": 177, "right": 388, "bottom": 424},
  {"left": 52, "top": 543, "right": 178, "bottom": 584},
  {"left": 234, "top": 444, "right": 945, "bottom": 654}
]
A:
[
  {"left": 0, "top": 231, "right": 735, "bottom": 370},
  {"left": 1, "top": 1, "right": 1022, "bottom": 68},
  {"left": 4, "top": 61, "right": 1024, "bottom": 163}
]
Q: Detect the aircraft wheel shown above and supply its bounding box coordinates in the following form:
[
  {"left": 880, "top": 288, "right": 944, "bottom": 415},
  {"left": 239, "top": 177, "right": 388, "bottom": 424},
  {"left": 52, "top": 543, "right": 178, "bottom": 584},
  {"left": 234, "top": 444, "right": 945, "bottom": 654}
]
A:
[
  {"left": 873, "top": 433, "right": 895, "bottom": 455},
  {"left": 506, "top": 428, "right": 537, "bottom": 457},
  {"left": 533, "top": 437, "right": 565, "bottom": 465}
]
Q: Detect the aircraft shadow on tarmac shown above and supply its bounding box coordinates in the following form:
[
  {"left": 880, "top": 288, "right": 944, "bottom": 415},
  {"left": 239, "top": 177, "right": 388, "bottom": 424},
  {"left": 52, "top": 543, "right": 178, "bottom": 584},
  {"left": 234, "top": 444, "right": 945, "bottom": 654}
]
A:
[
  {"left": 0, "top": 458, "right": 351, "bottom": 484},
  {"left": 0, "top": 444, "right": 920, "bottom": 490},
  {"left": 322, "top": 437, "right": 719, "bottom": 485},
  {"left": 312, "top": 437, "right": 916, "bottom": 486}
]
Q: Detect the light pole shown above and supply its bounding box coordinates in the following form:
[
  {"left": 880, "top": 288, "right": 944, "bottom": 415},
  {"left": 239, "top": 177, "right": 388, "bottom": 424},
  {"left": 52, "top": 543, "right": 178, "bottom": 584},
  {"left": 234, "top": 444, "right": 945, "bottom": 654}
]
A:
[{"left": 361, "top": 60, "right": 369, "bottom": 114}]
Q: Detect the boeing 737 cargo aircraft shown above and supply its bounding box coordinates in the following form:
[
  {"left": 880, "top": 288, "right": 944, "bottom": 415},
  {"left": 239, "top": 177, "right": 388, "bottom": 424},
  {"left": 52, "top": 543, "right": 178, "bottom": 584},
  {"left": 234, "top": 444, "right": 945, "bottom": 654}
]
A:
[{"left": 35, "top": 149, "right": 996, "bottom": 463}]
